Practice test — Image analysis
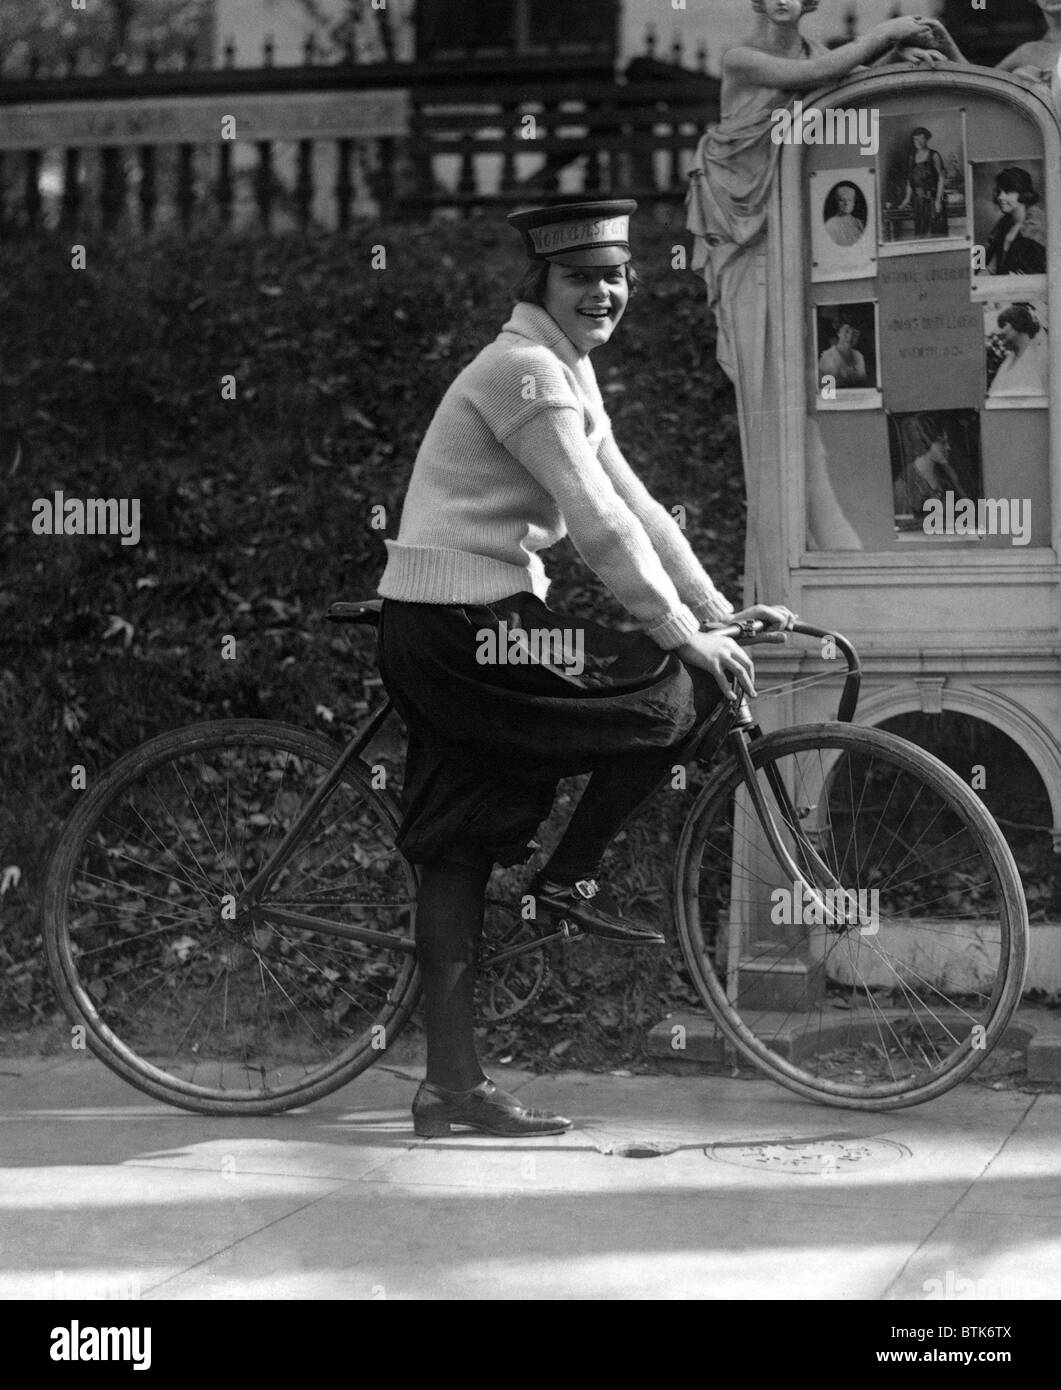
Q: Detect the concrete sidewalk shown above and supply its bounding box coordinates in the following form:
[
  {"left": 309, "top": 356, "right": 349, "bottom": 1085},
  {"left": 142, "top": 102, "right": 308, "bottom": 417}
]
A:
[{"left": 2, "top": 1054, "right": 1059, "bottom": 1301}]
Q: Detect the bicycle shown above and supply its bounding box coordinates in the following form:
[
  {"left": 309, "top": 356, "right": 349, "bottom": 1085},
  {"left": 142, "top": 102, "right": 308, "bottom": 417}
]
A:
[{"left": 41, "top": 600, "right": 1029, "bottom": 1115}]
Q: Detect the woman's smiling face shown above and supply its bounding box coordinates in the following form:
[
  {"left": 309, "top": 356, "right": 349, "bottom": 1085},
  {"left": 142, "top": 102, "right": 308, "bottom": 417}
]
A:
[{"left": 543, "top": 262, "right": 630, "bottom": 355}]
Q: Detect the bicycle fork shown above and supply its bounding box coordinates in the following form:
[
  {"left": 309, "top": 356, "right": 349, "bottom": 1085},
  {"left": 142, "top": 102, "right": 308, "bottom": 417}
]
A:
[{"left": 727, "top": 725, "right": 869, "bottom": 934}]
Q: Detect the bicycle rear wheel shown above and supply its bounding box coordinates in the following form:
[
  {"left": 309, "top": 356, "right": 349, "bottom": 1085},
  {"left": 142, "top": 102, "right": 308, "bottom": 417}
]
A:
[
  {"left": 675, "top": 722, "right": 1028, "bottom": 1109},
  {"left": 42, "top": 720, "right": 419, "bottom": 1114}
]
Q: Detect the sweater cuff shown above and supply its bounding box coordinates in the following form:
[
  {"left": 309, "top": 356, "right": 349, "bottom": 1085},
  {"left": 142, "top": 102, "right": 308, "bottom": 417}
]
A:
[
  {"left": 690, "top": 592, "right": 735, "bottom": 624},
  {"left": 644, "top": 603, "right": 701, "bottom": 651}
]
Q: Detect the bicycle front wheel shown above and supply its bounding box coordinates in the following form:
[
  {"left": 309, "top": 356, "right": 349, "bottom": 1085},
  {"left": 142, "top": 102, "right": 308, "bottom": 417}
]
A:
[
  {"left": 42, "top": 720, "right": 419, "bottom": 1114},
  {"left": 675, "top": 722, "right": 1028, "bottom": 1109}
]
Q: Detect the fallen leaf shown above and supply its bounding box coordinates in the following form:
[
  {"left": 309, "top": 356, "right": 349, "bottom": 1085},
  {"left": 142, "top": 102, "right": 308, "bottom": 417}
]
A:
[
  {"left": 341, "top": 405, "right": 377, "bottom": 431},
  {"left": 103, "top": 615, "right": 135, "bottom": 646}
]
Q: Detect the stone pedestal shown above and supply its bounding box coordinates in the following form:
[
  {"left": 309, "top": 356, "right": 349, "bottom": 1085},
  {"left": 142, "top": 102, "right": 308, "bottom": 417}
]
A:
[{"left": 735, "top": 940, "right": 825, "bottom": 1013}]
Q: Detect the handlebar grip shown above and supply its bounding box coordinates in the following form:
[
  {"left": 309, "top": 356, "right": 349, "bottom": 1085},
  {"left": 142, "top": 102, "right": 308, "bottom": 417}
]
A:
[{"left": 710, "top": 619, "right": 862, "bottom": 723}]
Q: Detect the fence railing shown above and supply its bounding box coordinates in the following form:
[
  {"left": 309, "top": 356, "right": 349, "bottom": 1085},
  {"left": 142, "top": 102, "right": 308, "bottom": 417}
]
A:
[{"left": 0, "top": 34, "right": 719, "bottom": 235}]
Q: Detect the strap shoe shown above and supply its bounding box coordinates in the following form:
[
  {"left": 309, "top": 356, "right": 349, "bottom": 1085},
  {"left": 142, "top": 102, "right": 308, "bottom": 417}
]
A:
[
  {"left": 412, "top": 1078, "right": 572, "bottom": 1138},
  {"left": 530, "top": 875, "right": 666, "bottom": 945}
]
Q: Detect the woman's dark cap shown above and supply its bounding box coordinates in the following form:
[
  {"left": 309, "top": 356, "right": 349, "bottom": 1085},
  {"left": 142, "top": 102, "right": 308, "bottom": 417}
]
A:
[{"left": 507, "top": 199, "right": 637, "bottom": 266}]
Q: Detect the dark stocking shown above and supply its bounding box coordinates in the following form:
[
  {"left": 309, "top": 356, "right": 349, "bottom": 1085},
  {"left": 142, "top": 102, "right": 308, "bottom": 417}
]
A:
[
  {"left": 414, "top": 851, "right": 494, "bottom": 1092},
  {"left": 540, "top": 745, "right": 677, "bottom": 883}
]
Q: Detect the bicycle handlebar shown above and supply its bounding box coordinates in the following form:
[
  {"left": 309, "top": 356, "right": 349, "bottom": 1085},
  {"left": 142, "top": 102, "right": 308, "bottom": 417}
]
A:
[{"left": 712, "top": 618, "right": 862, "bottom": 723}]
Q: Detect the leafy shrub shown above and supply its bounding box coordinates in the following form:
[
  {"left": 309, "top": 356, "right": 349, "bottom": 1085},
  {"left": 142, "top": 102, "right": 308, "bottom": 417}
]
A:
[{"left": 0, "top": 218, "right": 745, "bottom": 1066}]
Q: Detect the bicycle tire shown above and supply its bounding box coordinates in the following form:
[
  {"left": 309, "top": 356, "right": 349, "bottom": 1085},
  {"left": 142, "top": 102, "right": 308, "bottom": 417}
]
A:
[
  {"left": 674, "top": 722, "right": 1028, "bottom": 1109},
  {"left": 42, "top": 719, "right": 420, "bottom": 1115}
]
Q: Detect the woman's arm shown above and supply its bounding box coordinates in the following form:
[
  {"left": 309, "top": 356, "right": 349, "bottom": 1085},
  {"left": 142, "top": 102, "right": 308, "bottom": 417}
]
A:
[
  {"left": 502, "top": 407, "right": 703, "bottom": 649},
  {"left": 933, "top": 151, "right": 946, "bottom": 206},
  {"left": 595, "top": 431, "right": 734, "bottom": 623},
  {"left": 723, "top": 16, "right": 932, "bottom": 93},
  {"left": 984, "top": 216, "right": 1006, "bottom": 272},
  {"left": 941, "top": 460, "right": 964, "bottom": 493}
]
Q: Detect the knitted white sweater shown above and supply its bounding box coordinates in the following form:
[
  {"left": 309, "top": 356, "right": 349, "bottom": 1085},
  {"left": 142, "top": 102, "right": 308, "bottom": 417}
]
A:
[{"left": 377, "top": 301, "right": 734, "bottom": 649}]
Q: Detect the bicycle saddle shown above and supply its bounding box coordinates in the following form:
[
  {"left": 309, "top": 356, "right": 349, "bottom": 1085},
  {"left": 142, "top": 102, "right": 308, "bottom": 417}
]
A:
[{"left": 326, "top": 599, "right": 382, "bottom": 626}]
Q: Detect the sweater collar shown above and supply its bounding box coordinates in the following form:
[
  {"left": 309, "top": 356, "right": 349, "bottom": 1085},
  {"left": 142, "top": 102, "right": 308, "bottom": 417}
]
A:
[
  {"left": 502, "top": 301, "right": 588, "bottom": 373},
  {"left": 501, "top": 301, "right": 603, "bottom": 402}
]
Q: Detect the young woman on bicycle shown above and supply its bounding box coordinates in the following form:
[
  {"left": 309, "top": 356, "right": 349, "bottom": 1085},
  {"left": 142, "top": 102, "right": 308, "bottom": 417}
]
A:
[{"left": 377, "top": 199, "right": 796, "bottom": 1138}]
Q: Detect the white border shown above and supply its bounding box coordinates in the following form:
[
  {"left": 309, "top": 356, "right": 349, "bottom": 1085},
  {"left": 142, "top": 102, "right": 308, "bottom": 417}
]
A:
[
  {"left": 983, "top": 299, "right": 1050, "bottom": 409},
  {"left": 810, "top": 166, "right": 877, "bottom": 283},
  {"left": 780, "top": 67, "right": 1061, "bottom": 569},
  {"left": 813, "top": 297, "right": 883, "bottom": 411},
  {"left": 969, "top": 156, "right": 1048, "bottom": 302},
  {"left": 877, "top": 108, "right": 971, "bottom": 258}
]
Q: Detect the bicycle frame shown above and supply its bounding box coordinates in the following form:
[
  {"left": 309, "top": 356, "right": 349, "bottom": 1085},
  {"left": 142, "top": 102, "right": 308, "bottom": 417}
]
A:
[
  {"left": 233, "top": 621, "right": 865, "bottom": 963},
  {"left": 234, "top": 695, "right": 417, "bottom": 951}
]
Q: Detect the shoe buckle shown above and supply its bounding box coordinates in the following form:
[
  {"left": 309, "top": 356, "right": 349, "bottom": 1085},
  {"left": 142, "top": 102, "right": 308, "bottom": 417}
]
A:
[
  {"left": 574, "top": 878, "right": 599, "bottom": 900},
  {"left": 558, "top": 917, "right": 581, "bottom": 940}
]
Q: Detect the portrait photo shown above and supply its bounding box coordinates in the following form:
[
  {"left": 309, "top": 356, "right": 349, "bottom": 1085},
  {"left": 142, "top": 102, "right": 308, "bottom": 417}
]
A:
[
  {"left": 888, "top": 409, "right": 983, "bottom": 535},
  {"left": 878, "top": 110, "right": 969, "bottom": 254},
  {"left": 970, "top": 159, "right": 1048, "bottom": 300},
  {"left": 814, "top": 300, "right": 881, "bottom": 409},
  {"left": 810, "top": 167, "right": 876, "bottom": 281},
  {"left": 984, "top": 299, "right": 1049, "bottom": 408}
]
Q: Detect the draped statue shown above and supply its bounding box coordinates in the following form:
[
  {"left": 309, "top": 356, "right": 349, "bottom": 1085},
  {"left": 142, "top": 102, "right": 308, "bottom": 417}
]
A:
[{"left": 685, "top": 2, "right": 959, "bottom": 600}]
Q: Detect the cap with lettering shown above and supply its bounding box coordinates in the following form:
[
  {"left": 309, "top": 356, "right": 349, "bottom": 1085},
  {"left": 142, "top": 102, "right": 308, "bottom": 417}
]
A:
[{"left": 507, "top": 199, "right": 637, "bottom": 266}]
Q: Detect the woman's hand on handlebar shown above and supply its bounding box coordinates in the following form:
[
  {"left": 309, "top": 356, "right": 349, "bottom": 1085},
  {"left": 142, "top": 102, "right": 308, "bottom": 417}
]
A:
[
  {"left": 676, "top": 630, "right": 757, "bottom": 702},
  {"left": 730, "top": 603, "right": 799, "bottom": 644}
]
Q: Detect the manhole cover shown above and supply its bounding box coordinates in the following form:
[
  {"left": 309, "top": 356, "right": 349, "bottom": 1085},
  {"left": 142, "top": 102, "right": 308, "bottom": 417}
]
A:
[{"left": 704, "top": 1136, "right": 909, "bottom": 1175}]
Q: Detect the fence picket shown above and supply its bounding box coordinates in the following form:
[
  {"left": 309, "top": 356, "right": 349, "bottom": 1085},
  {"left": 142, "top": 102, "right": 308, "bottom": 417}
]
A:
[{"left": 0, "top": 42, "right": 719, "bottom": 233}]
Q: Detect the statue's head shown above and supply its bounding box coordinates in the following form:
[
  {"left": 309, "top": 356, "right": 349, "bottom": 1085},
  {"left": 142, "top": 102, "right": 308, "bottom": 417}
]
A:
[{"left": 751, "top": 1, "right": 821, "bottom": 17}]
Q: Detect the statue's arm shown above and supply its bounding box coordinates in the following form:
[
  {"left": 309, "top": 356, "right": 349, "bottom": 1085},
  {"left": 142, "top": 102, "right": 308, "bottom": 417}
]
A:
[
  {"left": 723, "top": 20, "right": 928, "bottom": 93},
  {"left": 916, "top": 20, "right": 968, "bottom": 64},
  {"left": 995, "top": 44, "right": 1034, "bottom": 74}
]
